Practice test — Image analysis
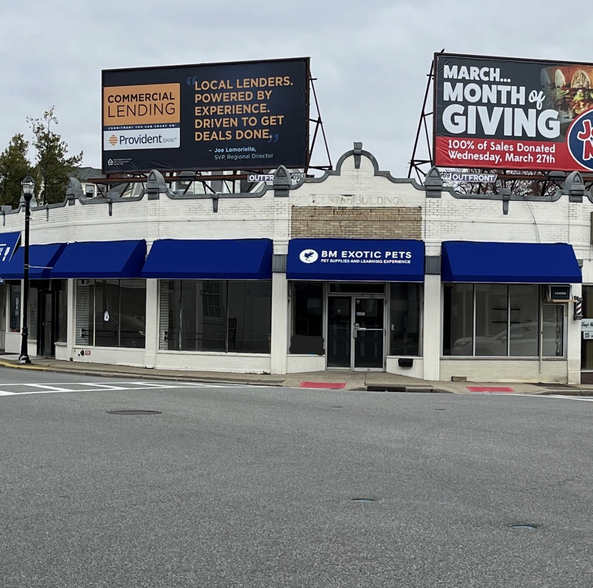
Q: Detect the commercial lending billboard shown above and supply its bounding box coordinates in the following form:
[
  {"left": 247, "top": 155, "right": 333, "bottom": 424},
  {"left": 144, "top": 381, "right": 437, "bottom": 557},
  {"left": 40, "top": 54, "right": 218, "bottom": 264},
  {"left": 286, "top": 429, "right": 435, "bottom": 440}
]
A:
[
  {"left": 434, "top": 53, "right": 593, "bottom": 172},
  {"left": 102, "top": 58, "right": 309, "bottom": 173}
]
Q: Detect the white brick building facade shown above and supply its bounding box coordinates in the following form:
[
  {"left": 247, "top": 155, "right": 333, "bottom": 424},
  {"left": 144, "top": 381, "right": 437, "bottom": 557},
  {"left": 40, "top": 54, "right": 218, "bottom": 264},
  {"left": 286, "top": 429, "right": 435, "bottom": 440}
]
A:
[{"left": 0, "top": 144, "right": 589, "bottom": 383}]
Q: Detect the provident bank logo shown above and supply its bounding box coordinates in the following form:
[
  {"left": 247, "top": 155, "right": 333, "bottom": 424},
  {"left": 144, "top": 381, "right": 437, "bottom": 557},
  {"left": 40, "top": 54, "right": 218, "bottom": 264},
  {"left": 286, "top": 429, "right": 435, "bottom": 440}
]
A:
[
  {"left": 103, "top": 128, "right": 180, "bottom": 150},
  {"left": 299, "top": 249, "right": 319, "bottom": 263},
  {"left": 568, "top": 110, "right": 593, "bottom": 171}
]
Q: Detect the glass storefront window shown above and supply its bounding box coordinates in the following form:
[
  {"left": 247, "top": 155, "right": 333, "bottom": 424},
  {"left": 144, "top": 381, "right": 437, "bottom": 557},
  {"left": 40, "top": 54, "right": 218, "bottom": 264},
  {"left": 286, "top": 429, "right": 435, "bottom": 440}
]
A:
[
  {"left": 389, "top": 283, "right": 421, "bottom": 356},
  {"left": 444, "top": 284, "right": 564, "bottom": 358},
  {"left": 119, "top": 280, "right": 146, "bottom": 348},
  {"left": 228, "top": 282, "right": 271, "bottom": 353},
  {"left": 509, "top": 285, "right": 539, "bottom": 357},
  {"left": 542, "top": 305, "right": 564, "bottom": 357},
  {"left": 95, "top": 280, "right": 120, "bottom": 347},
  {"left": 443, "top": 284, "right": 473, "bottom": 356},
  {"left": 289, "top": 282, "right": 324, "bottom": 354},
  {"left": 329, "top": 283, "right": 384, "bottom": 294},
  {"left": 76, "top": 279, "right": 146, "bottom": 348},
  {"left": 475, "top": 284, "right": 507, "bottom": 356},
  {"left": 56, "top": 281, "right": 68, "bottom": 343},
  {"left": 161, "top": 280, "right": 271, "bottom": 354},
  {"left": 9, "top": 283, "right": 20, "bottom": 332}
]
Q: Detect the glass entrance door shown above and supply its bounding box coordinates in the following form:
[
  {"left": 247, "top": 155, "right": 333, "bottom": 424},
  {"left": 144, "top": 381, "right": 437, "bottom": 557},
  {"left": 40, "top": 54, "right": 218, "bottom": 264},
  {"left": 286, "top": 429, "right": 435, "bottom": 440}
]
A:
[
  {"left": 354, "top": 297, "right": 384, "bottom": 369},
  {"left": 327, "top": 297, "right": 351, "bottom": 368},
  {"left": 38, "top": 289, "right": 55, "bottom": 358},
  {"left": 327, "top": 296, "right": 385, "bottom": 370}
]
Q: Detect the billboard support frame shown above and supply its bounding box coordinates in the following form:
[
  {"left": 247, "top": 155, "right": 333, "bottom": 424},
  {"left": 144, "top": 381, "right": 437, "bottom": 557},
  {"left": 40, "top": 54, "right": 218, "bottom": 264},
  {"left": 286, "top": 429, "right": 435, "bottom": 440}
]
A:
[
  {"left": 408, "top": 58, "right": 435, "bottom": 182},
  {"left": 307, "top": 75, "right": 332, "bottom": 172}
]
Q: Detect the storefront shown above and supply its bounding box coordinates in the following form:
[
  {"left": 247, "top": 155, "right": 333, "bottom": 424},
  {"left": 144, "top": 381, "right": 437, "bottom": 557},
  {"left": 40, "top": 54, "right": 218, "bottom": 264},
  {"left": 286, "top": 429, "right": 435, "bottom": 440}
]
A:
[
  {"left": 286, "top": 238, "right": 424, "bottom": 371},
  {"left": 439, "top": 241, "right": 582, "bottom": 382},
  {"left": 1, "top": 240, "right": 68, "bottom": 358},
  {"left": 142, "top": 239, "right": 273, "bottom": 355},
  {"left": 0, "top": 143, "right": 589, "bottom": 383}
]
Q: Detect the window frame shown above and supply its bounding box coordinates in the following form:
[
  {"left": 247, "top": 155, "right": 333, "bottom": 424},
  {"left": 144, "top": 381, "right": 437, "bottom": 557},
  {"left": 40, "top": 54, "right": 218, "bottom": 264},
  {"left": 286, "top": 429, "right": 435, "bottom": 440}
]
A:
[{"left": 443, "top": 283, "right": 565, "bottom": 358}]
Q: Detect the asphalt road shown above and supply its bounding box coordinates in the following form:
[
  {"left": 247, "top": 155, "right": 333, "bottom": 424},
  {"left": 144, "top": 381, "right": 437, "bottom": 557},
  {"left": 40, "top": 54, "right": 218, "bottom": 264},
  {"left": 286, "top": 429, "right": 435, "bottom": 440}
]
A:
[{"left": 1, "top": 367, "right": 593, "bottom": 587}]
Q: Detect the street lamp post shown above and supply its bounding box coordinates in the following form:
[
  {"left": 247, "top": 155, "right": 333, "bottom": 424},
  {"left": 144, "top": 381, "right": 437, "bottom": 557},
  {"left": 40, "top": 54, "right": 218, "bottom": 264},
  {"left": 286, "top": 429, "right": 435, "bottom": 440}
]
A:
[{"left": 18, "top": 174, "right": 35, "bottom": 364}]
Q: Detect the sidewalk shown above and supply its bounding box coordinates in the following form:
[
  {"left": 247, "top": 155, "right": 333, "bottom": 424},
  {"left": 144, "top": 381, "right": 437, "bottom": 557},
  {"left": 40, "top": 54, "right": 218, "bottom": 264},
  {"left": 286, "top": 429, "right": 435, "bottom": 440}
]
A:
[{"left": 1, "top": 355, "right": 593, "bottom": 395}]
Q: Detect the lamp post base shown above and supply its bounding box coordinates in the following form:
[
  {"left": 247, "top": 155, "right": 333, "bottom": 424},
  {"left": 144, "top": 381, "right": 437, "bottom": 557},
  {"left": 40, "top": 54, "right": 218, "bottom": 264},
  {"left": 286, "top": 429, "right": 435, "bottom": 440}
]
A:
[{"left": 18, "top": 354, "right": 31, "bottom": 364}]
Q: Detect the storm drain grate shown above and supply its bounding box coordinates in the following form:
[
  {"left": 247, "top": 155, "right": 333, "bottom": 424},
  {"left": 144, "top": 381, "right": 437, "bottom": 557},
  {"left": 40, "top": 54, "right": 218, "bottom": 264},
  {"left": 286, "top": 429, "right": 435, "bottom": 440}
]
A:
[{"left": 106, "top": 410, "right": 162, "bottom": 416}]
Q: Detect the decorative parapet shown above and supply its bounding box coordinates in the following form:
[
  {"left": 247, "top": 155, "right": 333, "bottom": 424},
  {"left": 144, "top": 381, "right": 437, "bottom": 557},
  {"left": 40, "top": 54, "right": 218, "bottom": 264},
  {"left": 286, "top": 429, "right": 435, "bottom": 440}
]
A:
[
  {"left": 424, "top": 167, "right": 442, "bottom": 199},
  {"left": 562, "top": 171, "right": 587, "bottom": 203}
]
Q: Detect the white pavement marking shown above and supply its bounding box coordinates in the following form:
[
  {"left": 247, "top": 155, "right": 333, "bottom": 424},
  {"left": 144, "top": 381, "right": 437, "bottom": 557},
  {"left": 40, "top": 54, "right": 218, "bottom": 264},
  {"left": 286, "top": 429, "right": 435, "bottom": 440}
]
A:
[
  {"left": 0, "top": 380, "right": 242, "bottom": 396},
  {"left": 25, "top": 384, "right": 81, "bottom": 392},
  {"left": 77, "top": 383, "right": 139, "bottom": 390}
]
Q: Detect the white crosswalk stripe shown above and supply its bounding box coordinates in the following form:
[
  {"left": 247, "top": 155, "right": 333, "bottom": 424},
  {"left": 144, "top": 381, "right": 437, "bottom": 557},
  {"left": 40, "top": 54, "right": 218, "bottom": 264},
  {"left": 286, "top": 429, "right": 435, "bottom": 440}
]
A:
[
  {"left": 0, "top": 381, "right": 239, "bottom": 396},
  {"left": 26, "top": 384, "right": 78, "bottom": 392},
  {"left": 549, "top": 395, "right": 593, "bottom": 402}
]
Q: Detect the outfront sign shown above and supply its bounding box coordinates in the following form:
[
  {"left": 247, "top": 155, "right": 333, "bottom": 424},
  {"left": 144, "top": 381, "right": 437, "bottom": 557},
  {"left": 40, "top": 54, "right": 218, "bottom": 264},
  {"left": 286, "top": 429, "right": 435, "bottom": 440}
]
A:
[
  {"left": 102, "top": 58, "right": 309, "bottom": 173},
  {"left": 287, "top": 239, "right": 425, "bottom": 281},
  {"left": 434, "top": 53, "right": 593, "bottom": 172}
]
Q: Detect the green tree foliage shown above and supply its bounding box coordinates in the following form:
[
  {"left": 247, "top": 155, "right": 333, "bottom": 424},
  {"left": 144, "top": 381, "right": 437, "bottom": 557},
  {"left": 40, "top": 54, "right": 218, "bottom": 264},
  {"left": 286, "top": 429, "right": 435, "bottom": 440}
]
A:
[
  {"left": 27, "top": 106, "right": 83, "bottom": 205},
  {"left": 0, "top": 134, "right": 31, "bottom": 209}
]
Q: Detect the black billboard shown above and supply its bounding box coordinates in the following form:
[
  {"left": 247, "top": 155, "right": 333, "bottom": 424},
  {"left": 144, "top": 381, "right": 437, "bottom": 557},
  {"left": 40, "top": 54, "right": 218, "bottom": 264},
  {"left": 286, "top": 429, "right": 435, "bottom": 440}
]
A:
[
  {"left": 434, "top": 52, "right": 593, "bottom": 172},
  {"left": 102, "top": 57, "right": 310, "bottom": 174}
]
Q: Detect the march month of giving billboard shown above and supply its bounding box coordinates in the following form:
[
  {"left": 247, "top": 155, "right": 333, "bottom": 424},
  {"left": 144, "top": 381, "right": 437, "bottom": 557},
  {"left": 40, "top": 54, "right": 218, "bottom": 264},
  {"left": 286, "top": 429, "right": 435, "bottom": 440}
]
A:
[
  {"left": 434, "top": 53, "right": 593, "bottom": 172},
  {"left": 102, "top": 58, "right": 309, "bottom": 173}
]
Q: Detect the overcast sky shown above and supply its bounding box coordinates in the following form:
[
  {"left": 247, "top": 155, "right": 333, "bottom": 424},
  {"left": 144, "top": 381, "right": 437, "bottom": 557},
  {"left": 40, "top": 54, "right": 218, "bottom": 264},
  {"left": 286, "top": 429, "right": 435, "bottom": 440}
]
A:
[{"left": 0, "top": 0, "right": 577, "bottom": 178}]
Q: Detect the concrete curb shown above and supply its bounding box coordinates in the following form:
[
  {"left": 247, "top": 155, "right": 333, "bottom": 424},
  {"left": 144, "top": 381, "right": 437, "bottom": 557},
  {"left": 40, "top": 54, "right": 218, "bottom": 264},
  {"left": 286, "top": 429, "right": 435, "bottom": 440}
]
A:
[
  {"left": 536, "top": 389, "right": 593, "bottom": 397},
  {"left": 2, "top": 357, "right": 590, "bottom": 396},
  {"left": 0, "top": 359, "right": 50, "bottom": 372}
]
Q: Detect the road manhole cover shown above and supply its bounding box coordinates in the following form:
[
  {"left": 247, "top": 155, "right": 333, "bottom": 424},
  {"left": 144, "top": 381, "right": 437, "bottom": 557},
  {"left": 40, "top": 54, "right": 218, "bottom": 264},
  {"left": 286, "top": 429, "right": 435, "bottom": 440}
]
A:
[
  {"left": 106, "top": 410, "right": 162, "bottom": 415},
  {"left": 510, "top": 523, "right": 539, "bottom": 530},
  {"left": 352, "top": 498, "right": 375, "bottom": 503}
]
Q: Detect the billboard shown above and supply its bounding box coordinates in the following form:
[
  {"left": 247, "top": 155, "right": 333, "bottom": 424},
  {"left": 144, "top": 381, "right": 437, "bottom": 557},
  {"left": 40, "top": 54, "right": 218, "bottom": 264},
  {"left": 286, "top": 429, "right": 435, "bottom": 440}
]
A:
[
  {"left": 434, "top": 53, "right": 593, "bottom": 172},
  {"left": 102, "top": 58, "right": 309, "bottom": 173}
]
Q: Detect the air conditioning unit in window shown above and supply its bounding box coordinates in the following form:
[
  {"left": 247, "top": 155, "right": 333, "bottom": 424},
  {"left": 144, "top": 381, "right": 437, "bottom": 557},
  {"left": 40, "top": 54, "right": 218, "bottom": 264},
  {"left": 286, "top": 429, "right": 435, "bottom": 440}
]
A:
[{"left": 544, "top": 285, "right": 573, "bottom": 302}]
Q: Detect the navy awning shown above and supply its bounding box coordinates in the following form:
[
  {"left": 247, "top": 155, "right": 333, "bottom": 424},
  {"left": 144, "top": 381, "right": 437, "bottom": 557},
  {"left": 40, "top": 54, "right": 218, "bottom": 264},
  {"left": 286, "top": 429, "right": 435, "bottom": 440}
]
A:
[
  {"left": 141, "top": 239, "right": 273, "bottom": 279},
  {"left": 50, "top": 240, "right": 147, "bottom": 279},
  {"left": 287, "top": 239, "right": 425, "bottom": 281},
  {"left": 0, "top": 232, "right": 20, "bottom": 272},
  {"left": 1, "top": 243, "right": 66, "bottom": 280},
  {"left": 441, "top": 241, "right": 582, "bottom": 283}
]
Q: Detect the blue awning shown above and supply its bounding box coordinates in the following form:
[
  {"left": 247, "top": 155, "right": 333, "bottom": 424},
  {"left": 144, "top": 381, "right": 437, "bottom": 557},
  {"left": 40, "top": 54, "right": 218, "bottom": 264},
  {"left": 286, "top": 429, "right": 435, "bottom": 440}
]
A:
[
  {"left": 50, "top": 240, "right": 147, "bottom": 279},
  {"left": 141, "top": 239, "right": 273, "bottom": 279},
  {"left": 1, "top": 243, "right": 66, "bottom": 280},
  {"left": 287, "top": 239, "right": 425, "bottom": 281},
  {"left": 441, "top": 241, "right": 582, "bottom": 283},
  {"left": 0, "top": 232, "right": 20, "bottom": 272}
]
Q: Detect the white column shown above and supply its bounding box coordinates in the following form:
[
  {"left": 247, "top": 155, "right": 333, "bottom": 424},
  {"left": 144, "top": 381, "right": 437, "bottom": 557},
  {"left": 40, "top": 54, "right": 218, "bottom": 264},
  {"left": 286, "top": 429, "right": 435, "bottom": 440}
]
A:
[
  {"left": 144, "top": 279, "right": 159, "bottom": 368},
  {"left": 422, "top": 274, "right": 442, "bottom": 381},
  {"left": 270, "top": 272, "right": 288, "bottom": 375},
  {"left": 66, "top": 279, "right": 76, "bottom": 359}
]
